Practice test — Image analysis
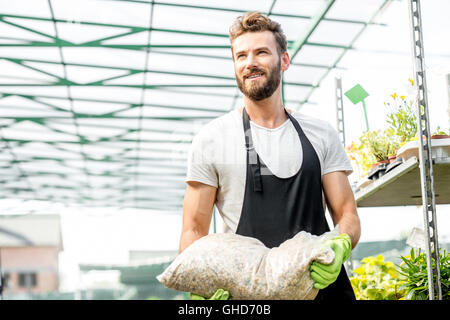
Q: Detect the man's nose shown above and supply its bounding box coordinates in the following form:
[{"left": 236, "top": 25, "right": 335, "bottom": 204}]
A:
[{"left": 245, "top": 53, "right": 258, "bottom": 69}]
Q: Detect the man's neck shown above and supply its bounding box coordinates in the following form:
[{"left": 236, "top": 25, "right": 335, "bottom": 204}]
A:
[{"left": 239, "top": 89, "right": 291, "bottom": 129}]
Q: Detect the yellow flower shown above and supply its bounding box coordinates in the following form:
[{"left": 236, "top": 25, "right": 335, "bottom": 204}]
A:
[
  {"left": 375, "top": 254, "right": 385, "bottom": 264},
  {"left": 408, "top": 78, "right": 414, "bottom": 86},
  {"left": 400, "top": 95, "right": 406, "bottom": 100},
  {"left": 362, "top": 256, "right": 376, "bottom": 265},
  {"left": 390, "top": 92, "right": 398, "bottom": 99}
]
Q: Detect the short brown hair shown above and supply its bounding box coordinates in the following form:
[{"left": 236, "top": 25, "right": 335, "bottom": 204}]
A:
[{"left": 229, "top": 12, "right": 287, "bottom": 56}]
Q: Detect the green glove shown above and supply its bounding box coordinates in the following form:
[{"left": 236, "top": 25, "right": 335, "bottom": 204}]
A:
[
  {"left": 190, "top": 288, "right": 230, "bottom": 300},
  {"left": 309, "top": 233, "right": 352, "bottom": 290}
]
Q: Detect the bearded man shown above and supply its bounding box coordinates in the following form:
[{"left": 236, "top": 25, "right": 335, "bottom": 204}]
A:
[{"left": 179, "top": 11, "right": 360, "bottom": 301}]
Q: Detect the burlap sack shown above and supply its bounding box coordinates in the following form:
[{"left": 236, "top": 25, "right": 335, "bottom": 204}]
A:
[{"left": 157, "top": 227, "right": 338, "bottom": 300}]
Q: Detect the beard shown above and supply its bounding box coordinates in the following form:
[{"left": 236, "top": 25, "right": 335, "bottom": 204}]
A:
[{"left": 236, "top": 60, "right": 282, "bottom": 101}]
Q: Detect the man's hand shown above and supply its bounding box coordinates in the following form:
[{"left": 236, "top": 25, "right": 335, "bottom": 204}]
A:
[
  {"left": 190, "top": 289, "right": 230, "bottom": 300},
  {"left": 309, "top": 233, "right": 352, "bottom": 289}
]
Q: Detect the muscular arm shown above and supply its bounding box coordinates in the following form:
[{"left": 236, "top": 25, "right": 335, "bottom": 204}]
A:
[
  {"left": 322, "top": 171, "right": 361, "bottom": 249},
  {"left": 179, "top": 181, "right": 217, "bottom": 253}
]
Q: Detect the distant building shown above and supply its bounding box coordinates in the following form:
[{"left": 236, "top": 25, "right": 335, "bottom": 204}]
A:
[{"left": 0, "top": 214, "right": 63, "bottom": 297}]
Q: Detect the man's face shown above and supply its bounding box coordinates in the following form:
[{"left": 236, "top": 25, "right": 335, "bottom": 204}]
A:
[{"left": 232, "top": 31, "right": 288, "bottom": 101}]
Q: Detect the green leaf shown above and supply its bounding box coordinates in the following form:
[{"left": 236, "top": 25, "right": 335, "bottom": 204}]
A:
[
  {"left": 415, "top": 291, "right": 428, "bottom": 300},
  {"left": 405, "top": 290, "right": 415, "bottom": 300}
]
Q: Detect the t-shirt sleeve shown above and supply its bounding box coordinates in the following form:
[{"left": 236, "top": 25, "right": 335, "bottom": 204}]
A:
[
  {"left": 322, "top": 123, "right": 353, "bottom": 176},
  {"left": 185, "top": 130, "right": 219, "bottom": 188}
]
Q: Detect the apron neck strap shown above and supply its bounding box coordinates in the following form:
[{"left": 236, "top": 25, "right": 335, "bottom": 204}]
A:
[
  {"left": 242, "top": 107, "right": 262, "bottom": 192},
  {"left": 242, "top": 107, "right": 253, "bottom": 151}
]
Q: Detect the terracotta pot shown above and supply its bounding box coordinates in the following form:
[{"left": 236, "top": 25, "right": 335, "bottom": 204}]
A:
[
  {"left": 431, "top": 134, "right": 450, "bottom": 139},
  {"left": 370, "top": 159, "right": 389, "bottom": 169},
  {"left": 388, "top": 155, "right": 397, "bottom": 163}
]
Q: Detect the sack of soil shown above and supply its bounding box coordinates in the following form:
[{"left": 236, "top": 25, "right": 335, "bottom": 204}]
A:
[{"left": 156, "top": 227, "right": 338, "bottom": 300}]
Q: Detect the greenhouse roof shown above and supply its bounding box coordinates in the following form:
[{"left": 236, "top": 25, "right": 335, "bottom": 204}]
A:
[{"left": 0, "top": 0, "right": 391, "bottom": 213}]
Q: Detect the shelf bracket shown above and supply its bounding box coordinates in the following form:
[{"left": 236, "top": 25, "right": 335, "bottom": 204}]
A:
[
  {"left": 335, "top": 77, "right": 354, "bottom": 274},
  {"left": 335, "top": 77, "right": 346, "bottom": 146}
]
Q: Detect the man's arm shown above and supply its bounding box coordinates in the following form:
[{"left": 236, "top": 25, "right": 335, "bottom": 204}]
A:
[
  {"left": 322, "top": 171, "right": 361, "bottom": 249},
  {"left": 179, "top": 181, "right": 217, "bottom": 253}
]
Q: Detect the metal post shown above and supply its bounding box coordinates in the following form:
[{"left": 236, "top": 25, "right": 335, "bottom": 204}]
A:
[
  {"left": 335, "top": 77, "right": 346, "bottom": 146},
  {"left": 408, "top": 0, "right": 442, "bottom": 300},
  {"left": 335, "top": 77, "right": 354, "bottom": 275}
]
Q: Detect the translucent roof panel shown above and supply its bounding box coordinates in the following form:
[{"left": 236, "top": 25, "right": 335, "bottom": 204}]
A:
[{"left": 0, "top": 0, "right": 390, "bottom": 212}]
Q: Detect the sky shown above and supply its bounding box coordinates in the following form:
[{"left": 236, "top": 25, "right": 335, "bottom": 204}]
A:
[{"left": 0, "top": 0, "right": 449, "bottom": 292}]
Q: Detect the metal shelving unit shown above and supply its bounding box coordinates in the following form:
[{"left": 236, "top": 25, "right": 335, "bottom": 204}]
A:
[
  {"left": 354, "top": 156, "right": 450, "bottom": 207},
  {"left": 343, "top": 0, "right": 444, "bottom": 300}
]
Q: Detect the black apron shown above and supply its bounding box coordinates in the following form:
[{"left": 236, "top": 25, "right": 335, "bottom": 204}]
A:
[{"left": 235, "top": 107, "right": 355, "bottom": 301}]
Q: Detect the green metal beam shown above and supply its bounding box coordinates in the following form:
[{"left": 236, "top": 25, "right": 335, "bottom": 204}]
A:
[
  {"left": 106, "top": 0, "right": 386, "bottom": 26},
  {"left": 1, "top": 137, "right": 191, "bottom": 145},
  {"left": 1, "top": 170, "right": 187, "bottom": 179},
  {"left": 47, "top": 0, "right": 92, "bottom": 194},
  {"left": 0, "top": 42, "right": 231, "bottom": 49},
  {"left": 0, "top": 82, "right": 312, "bottom": 88},
  {"left": 289, "top": 0, "right": 336, "bottom": 61},
  {"left": 0, "top": 52, "right": 341, "bottom": 72},
  {"left": 0, "top": 90, "right": 302, "bottom": 117},
  {"left": 1, "top": 57, "right": 231, "bottom": 82},
  {"left": 13, "top": 156, "right": 187, "bottom": 168},
  {"left": 0, "top": 125, "right": 38, "bottom": 199},
  {"left": 0, "top": 41, "right": 350, "bottom": 51},
  {"left": 306, "top": 41, "right": 350, "bottom": 50},
  {"left": 0, "top": 115, "right": 219, "bottom": 121},
  {"left": 0, "top": 90, "right": 232, "bottom": 114},
  {"left": 266, "top": 0, "right": 277, "bottom": 17},
  {"left": 147, "top": 49, "right": 343, "bottom": 69}
]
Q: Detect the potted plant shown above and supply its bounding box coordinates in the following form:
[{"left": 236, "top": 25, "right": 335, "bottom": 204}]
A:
[
  {"left": 346, "top": 129, "right": 401, "bottom": 180},
  {"left": 398, "top": 248, "right": 449, "bottom": 300},
  {"left": 363, "top": 129, "right": 400, "bottom": 163},
  {"left": 431, "top": 126, "right": 450, "bottom": 139},
  {"left": 385, "top": 88, "right": 418, "bottom": 145},
  {"left": 358, "top": 129, "right": 401, "bottom": 179}
]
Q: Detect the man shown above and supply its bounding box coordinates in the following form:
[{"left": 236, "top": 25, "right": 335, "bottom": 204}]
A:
[{"left": 179, "top": 12, "right": 360, "bottom": 301}]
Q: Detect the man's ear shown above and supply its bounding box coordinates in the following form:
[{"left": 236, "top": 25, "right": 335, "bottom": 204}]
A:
[{"left": 281, "top": 51, "right": 290, "bottom": 71}]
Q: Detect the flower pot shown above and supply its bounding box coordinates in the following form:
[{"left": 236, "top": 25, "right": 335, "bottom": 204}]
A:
[
  {"left": 388, "top": 155, "right": 397, "bottom": 163},
  {"left": 431, "top": 134, "right": 450, "bottom": 139},
  {"left": 385, "top": 157, "right": 403, "bottom": 174},
  {"left": 367, "top": 161, "right": 389, "bottom": 180},
  {"left": 396, "top": 138, "right": 450, "bottom": 161}
]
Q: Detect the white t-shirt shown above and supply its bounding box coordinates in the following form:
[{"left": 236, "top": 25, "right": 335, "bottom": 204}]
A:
[{"left": 185, "top": 108, "right": 353, "bottom": 234}]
